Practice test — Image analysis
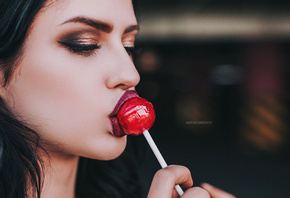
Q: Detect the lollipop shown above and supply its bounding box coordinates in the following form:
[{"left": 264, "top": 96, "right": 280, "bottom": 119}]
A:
[
  {"left": 117, "top": 97, "right": 155, "bottom": 135},
  {"left": 115, "top": 94, "right": 184, "bottom": 196}
]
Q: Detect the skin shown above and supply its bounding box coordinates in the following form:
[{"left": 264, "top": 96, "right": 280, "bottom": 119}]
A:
[
  {"left": 201, "top": 183, "right": 236, "bottom": 198},
  {"left": 0, "top": 0, "right": 234, "bottom": 197}
]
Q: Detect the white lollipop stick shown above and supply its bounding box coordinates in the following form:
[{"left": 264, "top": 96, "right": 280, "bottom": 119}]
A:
[{"left": 143, "top": 130, "right": 184, "bottom": 196}]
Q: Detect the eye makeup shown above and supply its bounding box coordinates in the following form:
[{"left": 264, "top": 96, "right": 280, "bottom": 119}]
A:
[
  {"left": 122, "top": 32, "right": 139, "bottom": 58},
  {"left": 58, "top": 28, "right": 140, "bottom": 58},
  {"left": 124, "top": 46, "right": 141, "bottom": 57},
  {"left": 58, "top": 30, "right": 101, "bottom": 57}
]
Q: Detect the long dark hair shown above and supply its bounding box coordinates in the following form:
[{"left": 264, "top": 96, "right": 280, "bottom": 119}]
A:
[
  {"left": 0, "top": 1, "right": 47, "bottom": 197},
  {"left": 0, "top": 0, "right": 144, "bottom": 197}
]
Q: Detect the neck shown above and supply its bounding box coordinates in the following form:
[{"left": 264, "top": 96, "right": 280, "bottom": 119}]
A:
[{"left": 40, "top": 152, "right": 79, "bottom": 198}]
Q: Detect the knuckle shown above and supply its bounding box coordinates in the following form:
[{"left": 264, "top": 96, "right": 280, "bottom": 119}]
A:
[
  {"left": 154, "top": 168, "right": 175, "bottom": 181},
  {"left": 182, "top": 166, "right": 191, "bottom": 175},
  {"left": 168, "top": 165, "right": 191, "bottom": 175},
  {"left": 154, "top": 165, "right": 192, "bottom": 180}
]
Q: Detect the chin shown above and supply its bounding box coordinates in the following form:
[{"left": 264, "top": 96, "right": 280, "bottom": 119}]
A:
[
  {"left": 102, "top": 150, "right": 125, "bottom": 161},
  {"left": 85, "top": 135, "right": 127, "bottom": 161}
]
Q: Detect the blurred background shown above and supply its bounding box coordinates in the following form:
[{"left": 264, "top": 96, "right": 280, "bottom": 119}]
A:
[{"left": 130, "top": 0, "right": 290, "bottom": 197}]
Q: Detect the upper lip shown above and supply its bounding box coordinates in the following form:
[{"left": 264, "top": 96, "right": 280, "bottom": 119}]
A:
[{"left": 109, "top": 90, "right": 139, "bottom": 117}]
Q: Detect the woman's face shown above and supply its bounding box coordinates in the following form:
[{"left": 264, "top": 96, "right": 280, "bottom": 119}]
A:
[{"left": 1, "top": 0, "right": 140, "bottom": 160}]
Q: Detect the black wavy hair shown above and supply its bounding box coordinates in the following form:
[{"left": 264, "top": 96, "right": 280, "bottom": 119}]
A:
[
  {"left": 0, "top": 1, "right": 48, "bottom": 197},
  {"left": 0, "top": 0, "right": 144, "bottom": 197}
]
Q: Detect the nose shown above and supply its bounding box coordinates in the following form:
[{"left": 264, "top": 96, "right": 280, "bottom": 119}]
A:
[{"left": 106, "top": 48, "right": 140, "bottom": 90}]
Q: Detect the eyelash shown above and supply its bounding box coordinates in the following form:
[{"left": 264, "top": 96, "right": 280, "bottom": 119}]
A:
[
  {"left": 59, "top": 41, "right": 141, "bottom": 57},
  {"left": 58, "top": 41, "right": 100, "bottom": 57},
  {"left": 124, "top": 46, "right": 141, "bottom": 57}
]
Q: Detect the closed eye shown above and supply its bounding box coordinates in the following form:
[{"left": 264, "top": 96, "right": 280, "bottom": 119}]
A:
[
  {"left": 124, "top": 46, "right": 141, "bottom": 57},
  {"left": 58, "top": 41, "right": 101, "bottom": 57}
]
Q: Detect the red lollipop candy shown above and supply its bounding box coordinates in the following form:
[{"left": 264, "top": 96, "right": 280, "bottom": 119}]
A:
[{"left": 117, "top": 97, "right": 155, "bottom": 135}]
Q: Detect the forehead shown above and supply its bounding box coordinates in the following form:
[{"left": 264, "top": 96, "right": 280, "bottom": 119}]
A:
[{"left": 38, "top": 0, "right": 137, "bottom": 28}]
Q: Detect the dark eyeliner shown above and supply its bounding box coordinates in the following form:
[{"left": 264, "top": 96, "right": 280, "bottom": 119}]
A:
[
  {"left": 58, "top": 41, "right": 100, "bottom": 56},
  {"left": 124, "top": 46, "right": 141, "bottom": 56}
]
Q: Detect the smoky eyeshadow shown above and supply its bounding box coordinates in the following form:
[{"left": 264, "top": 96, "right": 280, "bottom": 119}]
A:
[
  {"left": 57, "top": 30, "right": 101, "bottom": 56},
  {"left": 58, "top": 30, "right": 99, "bottom": 44}
]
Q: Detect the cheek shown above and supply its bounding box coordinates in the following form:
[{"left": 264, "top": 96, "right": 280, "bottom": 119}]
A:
[{"left": 6, "top": 46, "right": 110, "bottom": 152}]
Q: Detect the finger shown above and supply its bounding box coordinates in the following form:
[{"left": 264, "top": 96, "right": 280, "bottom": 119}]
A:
[
  {"left": 182, "top": 187, "right": 210, "bottom": 198},
  {"left": 201, "top": 183, "right": 236, "bottom": 198},
  {"left": 148, "top": 165, "right": 193, "bottom": 198},
  {"left": 172, "top": 188, "right": 181, "bottom": 198},
  {"left": 172, "top": 190, "right": 179, "bottom": 198}
]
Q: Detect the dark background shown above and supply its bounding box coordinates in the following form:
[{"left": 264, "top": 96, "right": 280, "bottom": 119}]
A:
[{"left": 129, "top": 1, "right": 290, "bottom": 197}]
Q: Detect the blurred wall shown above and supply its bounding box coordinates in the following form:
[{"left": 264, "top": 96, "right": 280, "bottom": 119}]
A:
[{"left": 134, "top": 1, "right": 290, "bottom": 198}]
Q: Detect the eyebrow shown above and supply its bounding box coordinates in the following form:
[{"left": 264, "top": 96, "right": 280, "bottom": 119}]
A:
[
  {"left": 124, "top": 25, "right": 139, "bottom": 34},
  {"left": 62, "top": 17, "right": 113, "bottom": 33},
  {"left": 61, "top": 16, "right": 139, "bottom": 34}
]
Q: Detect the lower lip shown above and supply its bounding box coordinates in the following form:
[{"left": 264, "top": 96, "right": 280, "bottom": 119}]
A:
[{"left": 109, "top": 116, "right": 126, "bottom": 137}]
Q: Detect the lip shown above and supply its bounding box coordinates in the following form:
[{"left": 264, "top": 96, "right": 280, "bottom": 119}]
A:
[
  {"left": 109, "top": 90, "right": 139, "bottom": 137},
  {"left": 109, "top": 90, "right": 139, "bottom": 117}
]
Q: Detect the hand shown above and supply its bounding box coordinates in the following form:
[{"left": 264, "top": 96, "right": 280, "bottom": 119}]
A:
[
  {"left": 148, "top": 165, "right": 210, "bottom": 198},
  {"left": 201, "top": 183, "right": 236, "bottom": 198}
]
